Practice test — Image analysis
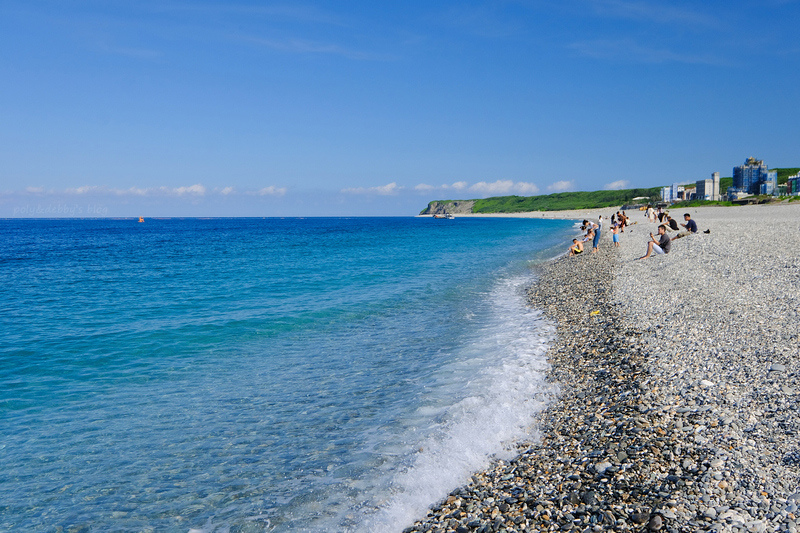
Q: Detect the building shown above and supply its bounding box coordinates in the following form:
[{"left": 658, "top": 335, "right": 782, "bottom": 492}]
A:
[
  {"left": 731, "top": 157, "right": 777, "bottom": 195},
  {"left": 661, "top": 184, "right": 685, "bottom": 203},
  {"left": 788, "top": 172, "right": 800, "bottom": 196},
  {"left": 695, "top": 172, "right": 721, "bottom": 201},
  {"left": 712, "top": 172, "right": 720, "bottom": 200}
]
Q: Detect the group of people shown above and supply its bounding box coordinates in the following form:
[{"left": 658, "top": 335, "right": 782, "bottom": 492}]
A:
[
  {"left": 569, "top": 216, "right": 603, "bottom": 256},
  {"left": 637, "top": 212, "right": 697, "bottom": 259},
  {"left": 569, "top": 210, "right": 632, "bottom": 256},
  {"left": 568, "top": 208, "right": 699, "bottom": 259}
]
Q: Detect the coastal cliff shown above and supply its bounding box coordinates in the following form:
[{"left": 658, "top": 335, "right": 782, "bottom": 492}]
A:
[{"left": 420, "top": 200, "right": 476, "bottom": 215}]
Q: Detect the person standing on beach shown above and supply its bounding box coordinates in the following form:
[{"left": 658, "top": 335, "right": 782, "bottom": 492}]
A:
[
  {"left": 637, "top": 225, "right": 671, "bottom": 259},
  {"left": 583, "top": 218, "right": 601, "bottom": 253},
  {"left": 611, "top": 225, "right": 620, "bottom": 247},
  {"left": 592, "top": 216, "right": 602, "bottom": 253}
]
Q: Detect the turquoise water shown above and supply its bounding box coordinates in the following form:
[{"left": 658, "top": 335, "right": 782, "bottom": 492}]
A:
[{"left": 0, "top": 217, "right": 575, "bottom": 532}]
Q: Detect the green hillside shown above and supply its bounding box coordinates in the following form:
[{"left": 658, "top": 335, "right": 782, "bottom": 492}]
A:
[
  {"left": 421, "top": 167, "right": 798, "bottom": 215},
  {"left": 777, "top": 168, "right": 800, "bottom": 184},
  {"left": 420, "top": 187, "right": 661, "bottom": 214},
  {"left": 471, "top": 188, "right": 661, "bottom": 212}
]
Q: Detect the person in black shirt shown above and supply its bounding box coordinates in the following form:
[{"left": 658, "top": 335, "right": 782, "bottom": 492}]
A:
[
  {"left": 637, "top": 225, "right": 671, "bottom": 259},
  {"left": 681, "top": 213, "right": 697, "bottom": 233},
  {"left": 665, "top": 214, "right": 680, "bottom": 231},
  {"left": 672, "top": 213, "right": 698, "bottom": 240}
]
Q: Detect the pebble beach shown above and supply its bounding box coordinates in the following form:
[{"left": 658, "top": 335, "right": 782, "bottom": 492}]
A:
[{"left": 406, "top": 203, "right": 800, "bottom": 533}]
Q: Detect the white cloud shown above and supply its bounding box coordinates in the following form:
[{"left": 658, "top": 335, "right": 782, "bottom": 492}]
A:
[
  {"left": 65, "top": 185, "right": 104, "bottom": 195},
  {"left": 114, "top": 187, "right": 149, "bottom": 196},
  {"left": 104, "top": 185, "right": 204, "bottom": 197},
  {"left": 341, "top": 182, "right": 402, "bottom": 195},
  {"left": 469, "top": 180, "right": 540, "bottom": 196},
  {"left": 604, "top": 180, "right": 630, "bottom": 190},
  {"left": 548, "top": 180, "right": 575, "bottom": 192},
  {"left": 16, "top": 184, "right": 294, "bottom": 198},
  {"left": 61, "top": 184, "right": 208, "bottom": 196},
  {"left": 413, "top": 181, "right": 470, "bottom": 193},
  {"left": 253, "top": 186, "right": 287, "bottom": 196},
  {"left": 173, "top": 184, "right": 206, "bottom": 196},
  {"left": 469, "top": 180, "right": 515, "bottom": 195},
  {"left": 514, "top": 182, "right": 540, "bottom": 194}
]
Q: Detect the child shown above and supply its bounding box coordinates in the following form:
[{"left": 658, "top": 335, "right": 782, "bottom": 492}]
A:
[
  {"left": 569, "top": 239, "right": 584, "bottom": 256},
  {"left": 611, "top": 225, "right": 620, "bottom": 247}
]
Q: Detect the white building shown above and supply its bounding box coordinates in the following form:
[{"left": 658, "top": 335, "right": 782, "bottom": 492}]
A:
[
  {"left": 695, "top": 172, "right": 721, "bottom": 201},
  {"left": 661, "top": 183, "right": 685, "bottom": 203}
]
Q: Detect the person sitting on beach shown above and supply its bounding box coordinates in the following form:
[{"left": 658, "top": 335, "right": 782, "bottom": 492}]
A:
[
  {"left": 665, "top": 215, "right": 680, "bottom": 231},
  {"left": 637, "top": 225, "right": 671, "bottom": 260},
  {"left": 681, "top": 213, "right": 697, "bottom": 233},
  {"left": 569, "top": 239, "right": 584, "bottom": 256},
  {"left": 671, "top": 213, "right": 698, "bottom": 240}
]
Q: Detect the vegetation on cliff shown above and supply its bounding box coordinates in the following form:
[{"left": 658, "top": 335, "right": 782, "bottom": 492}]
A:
[{"left": 420, "top": 187, "right": 660, "bottom": 214}]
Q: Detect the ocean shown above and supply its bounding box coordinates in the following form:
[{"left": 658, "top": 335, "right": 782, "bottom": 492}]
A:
[{"left": 0, "top": 216, "right": 576, "bottom": 533}]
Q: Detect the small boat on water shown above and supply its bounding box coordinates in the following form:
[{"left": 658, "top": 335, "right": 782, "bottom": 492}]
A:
[
  {"left": 138, "top": 216, "right": 145, "bottom": 223},
  {"left": 432, "top": 213, "right": 454, "bottom": 219}
]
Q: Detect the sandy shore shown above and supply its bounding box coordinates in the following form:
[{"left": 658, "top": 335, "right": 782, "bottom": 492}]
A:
[{"left": 405, "top": 202, "right": 800, "bottom": 533}]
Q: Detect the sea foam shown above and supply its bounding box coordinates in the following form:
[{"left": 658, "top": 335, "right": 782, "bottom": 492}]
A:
[{"left": 352, "top": 274, "right": 558, "bottom": 532}]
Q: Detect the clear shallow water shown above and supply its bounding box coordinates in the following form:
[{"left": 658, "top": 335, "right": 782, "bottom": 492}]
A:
[{"left": 0, "top": 217, "right": 575, "bottom": 532}]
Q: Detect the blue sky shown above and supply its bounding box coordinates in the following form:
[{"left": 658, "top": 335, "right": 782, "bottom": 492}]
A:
[{"left": 1, "top": 0, "right": 798, "bottom": 217}]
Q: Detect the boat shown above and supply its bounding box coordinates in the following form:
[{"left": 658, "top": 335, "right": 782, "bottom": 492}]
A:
[
  {"left": 433, "top": 213, "right": 454, "bottom": 219},
  {"left": 138, "top": 216, "right": 145, "bottom": 223}
]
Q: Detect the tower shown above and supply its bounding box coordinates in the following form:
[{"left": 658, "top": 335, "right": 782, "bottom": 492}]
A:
[{"left": 711, "top": 172, "right": 720, "bottom": 201}]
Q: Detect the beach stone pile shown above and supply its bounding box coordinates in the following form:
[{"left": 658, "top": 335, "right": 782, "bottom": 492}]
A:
[{"left": 405, "top": 203, "right": 800, "bottom": 533}]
